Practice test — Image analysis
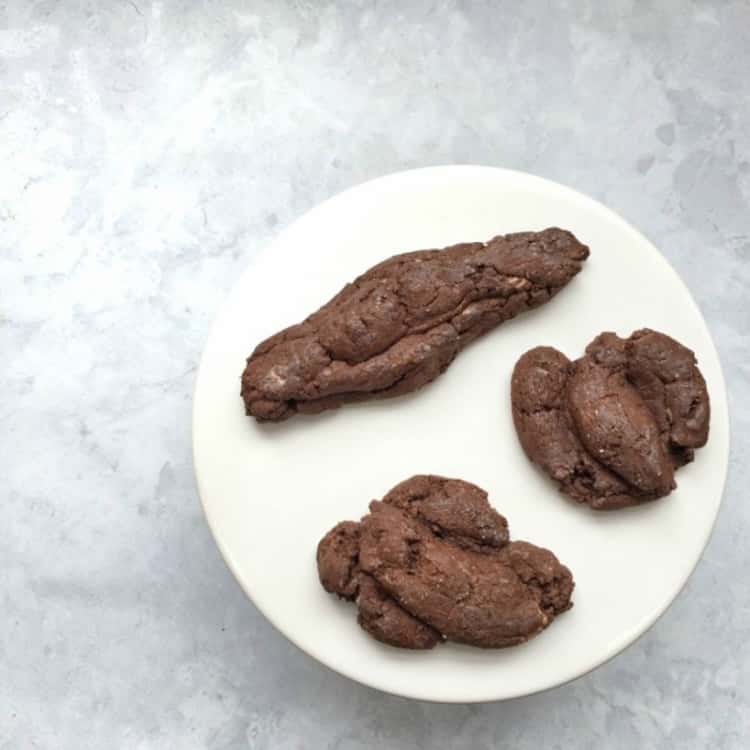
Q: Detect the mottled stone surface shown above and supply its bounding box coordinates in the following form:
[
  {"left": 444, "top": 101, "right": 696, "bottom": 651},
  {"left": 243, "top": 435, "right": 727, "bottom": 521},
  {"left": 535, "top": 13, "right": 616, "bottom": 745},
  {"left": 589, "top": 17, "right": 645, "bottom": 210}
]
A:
[{"left": 1, "top": 1, "right": 748, "bottom": 748}]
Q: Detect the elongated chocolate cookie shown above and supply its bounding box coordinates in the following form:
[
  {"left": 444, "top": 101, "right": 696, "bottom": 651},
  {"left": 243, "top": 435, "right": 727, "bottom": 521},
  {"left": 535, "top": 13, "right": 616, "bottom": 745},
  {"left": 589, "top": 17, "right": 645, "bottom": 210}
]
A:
[
  {"left": 511, "top": 329, "right": 710, "bottom": 510},
  {"left": 317, "top": 475, "right": 573, "bottom": 649},
  {"left": 243, "top": 228, "right": 589, "bottom": 422}
]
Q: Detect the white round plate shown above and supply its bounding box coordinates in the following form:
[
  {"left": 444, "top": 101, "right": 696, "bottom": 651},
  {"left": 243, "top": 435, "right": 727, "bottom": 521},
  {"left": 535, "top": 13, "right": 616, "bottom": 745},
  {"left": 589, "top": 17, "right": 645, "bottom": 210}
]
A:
[{"left": 193, "top": 166, "right": 729, "bottom": 703}]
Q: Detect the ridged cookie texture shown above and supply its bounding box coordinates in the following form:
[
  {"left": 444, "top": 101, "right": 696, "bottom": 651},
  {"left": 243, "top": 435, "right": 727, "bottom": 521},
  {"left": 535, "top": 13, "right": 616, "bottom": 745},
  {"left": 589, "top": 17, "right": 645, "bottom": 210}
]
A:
[
  {"left": 242, "top": 228, "right": 589, "bottom": 422},
  {"left": 317, "top": 475, "right": 574, "bottom": 650},
  {"left": 511, "top": 329, "right": 710, "bottom": 510}
]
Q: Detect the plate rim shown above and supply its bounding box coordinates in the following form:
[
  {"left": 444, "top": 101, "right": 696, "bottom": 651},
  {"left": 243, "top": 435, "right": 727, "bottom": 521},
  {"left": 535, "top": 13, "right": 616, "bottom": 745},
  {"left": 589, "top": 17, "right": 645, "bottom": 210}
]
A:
[{"left": 192, "top": 164, "right": 730, "bottom": 703}]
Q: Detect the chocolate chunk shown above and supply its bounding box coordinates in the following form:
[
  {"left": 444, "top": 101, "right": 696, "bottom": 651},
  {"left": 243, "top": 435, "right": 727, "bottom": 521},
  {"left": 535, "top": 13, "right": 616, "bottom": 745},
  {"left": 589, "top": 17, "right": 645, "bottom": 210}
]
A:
[
  {"left": 511, "top": 329, "right": 710, "bottom": 509},
  {"left": 243, "top": 228, "right": 589, "bottom": 422},
  {"left": 317, "top": 476, "right": 573, "bottom": 649}
]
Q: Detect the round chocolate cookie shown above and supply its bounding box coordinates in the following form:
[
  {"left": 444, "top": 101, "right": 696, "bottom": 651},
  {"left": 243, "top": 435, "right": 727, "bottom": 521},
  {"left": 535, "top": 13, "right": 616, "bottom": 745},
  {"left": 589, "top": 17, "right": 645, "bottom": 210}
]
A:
[
  {"left": 316, "top": 475, "right": 573, "bottom": 650},
  {"left": 511, "top": 329, "right": 710, "bottom": 510}
]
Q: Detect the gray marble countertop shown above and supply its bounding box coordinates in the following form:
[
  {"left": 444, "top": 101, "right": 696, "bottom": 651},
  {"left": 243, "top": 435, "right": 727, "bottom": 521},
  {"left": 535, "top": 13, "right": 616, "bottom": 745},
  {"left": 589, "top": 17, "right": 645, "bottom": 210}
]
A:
[{"left": 2, "top": 1, "right": 748, "bottom": 747}]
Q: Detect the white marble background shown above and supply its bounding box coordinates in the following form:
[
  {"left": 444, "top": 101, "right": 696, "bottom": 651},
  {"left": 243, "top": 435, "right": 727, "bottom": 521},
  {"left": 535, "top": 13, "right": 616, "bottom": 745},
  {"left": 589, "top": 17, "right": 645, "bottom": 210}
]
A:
[{"left": 1, "top": 1, "right": 748, "bottom": 748}]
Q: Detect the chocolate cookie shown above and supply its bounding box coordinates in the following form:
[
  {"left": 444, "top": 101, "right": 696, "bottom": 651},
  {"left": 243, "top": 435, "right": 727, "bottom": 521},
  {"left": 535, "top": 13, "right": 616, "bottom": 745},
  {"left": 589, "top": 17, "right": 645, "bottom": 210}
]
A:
[
  {"left": 243, "top": 228, "right": 589, "bottom": 422},
  {"left": 316, "top": 475, "right": 574, "bottom": 649},
  {"left": 511, "top": 329, "right": 710, "bottom": 510}
]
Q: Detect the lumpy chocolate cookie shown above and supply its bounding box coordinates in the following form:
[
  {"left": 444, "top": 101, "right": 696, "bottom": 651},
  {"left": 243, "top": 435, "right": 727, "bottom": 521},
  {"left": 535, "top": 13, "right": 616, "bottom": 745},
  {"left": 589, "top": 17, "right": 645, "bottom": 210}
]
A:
[
  {"left": 511, "top": 329, "right": 710, "bottom": 510},
  {"left": 243, "top": 228, "right": 589, "bottom": 422},
  {"left": 316, "top": 475, "right": 574, "bottom": 650}
]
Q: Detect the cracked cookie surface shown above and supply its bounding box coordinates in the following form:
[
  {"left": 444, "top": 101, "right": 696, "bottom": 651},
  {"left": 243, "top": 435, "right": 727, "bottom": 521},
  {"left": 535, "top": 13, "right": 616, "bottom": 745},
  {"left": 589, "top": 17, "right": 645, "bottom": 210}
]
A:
[
  {"left": 242, "top": 228, "right": 589, "bottom": 422},
  {"left": 511, "top": 329, "right": 710, "bottom": 510},
  {"left": 316, "top": 475, "right": 574, "bottom": 649}
]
